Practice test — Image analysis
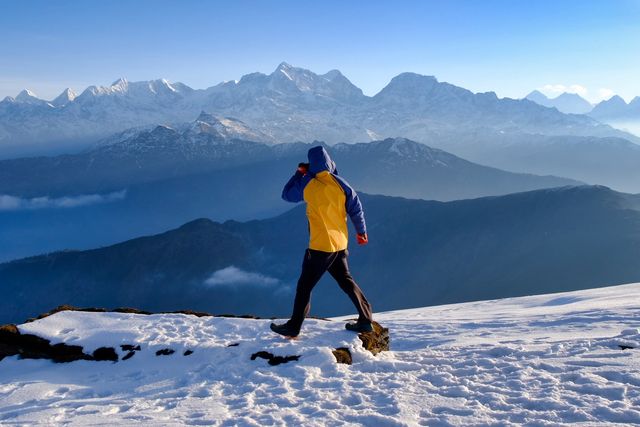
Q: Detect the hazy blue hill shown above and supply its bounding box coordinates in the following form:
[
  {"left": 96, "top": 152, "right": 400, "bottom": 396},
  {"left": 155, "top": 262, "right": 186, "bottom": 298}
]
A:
[
  {"left": 428, "top": 130, "right": 640, "bottom": 194},
  {"left": 525, "top": 91, "right": 593, "bottom": 114},
  {"left": 2, "top": 185, "right": 640, "bottom": 324},
  {"left": 0, "top": 132, "right": 580, "bottom": 262},
  {"left": 0, "top": 133, "right": 580, "bottom": 200}
]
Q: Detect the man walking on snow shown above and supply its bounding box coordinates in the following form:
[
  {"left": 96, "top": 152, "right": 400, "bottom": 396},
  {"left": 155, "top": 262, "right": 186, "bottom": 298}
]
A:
[{"left": 270, "top": 146, "right": 374, "bottom": 338}]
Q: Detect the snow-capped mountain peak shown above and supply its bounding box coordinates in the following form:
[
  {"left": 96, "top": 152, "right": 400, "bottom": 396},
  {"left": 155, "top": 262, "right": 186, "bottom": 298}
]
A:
[
  {"left": 275, "top": 61, "right": 294, "bottom": 79},
  {"left": 191, "top": 111, "right": 271, "bottom": 142},
  {"left": 110, "top": 78, "right": 129, "bottom": 91},
  {"left": 51, "top": 88, "right": 77, "bottom": 107},
  {"left": 0, "top": 63, "right": 633, "bottom": 158},
  {"left": 146, "top": 79, "right": 180, "bottom": 95},
  {"left": 15, "top": 89, "right": 47, "bottom": 105}
]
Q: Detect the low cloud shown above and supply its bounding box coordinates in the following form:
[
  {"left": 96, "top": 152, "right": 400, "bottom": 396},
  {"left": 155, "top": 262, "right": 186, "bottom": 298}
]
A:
[
  {"left": 540, "top": 84, "right": 618, "bottom": 103},
  {"left": 541, "top": 84, "right": 588, "bottom": 97},
  {"left": 204, "top": 266, "right": 280, "bottom": 288},
  {"left": 0, "top": 190, "right": 126, "bottom": 211},
  {"left": 597, "top": 88, "right": 616, "bottom": 101}
]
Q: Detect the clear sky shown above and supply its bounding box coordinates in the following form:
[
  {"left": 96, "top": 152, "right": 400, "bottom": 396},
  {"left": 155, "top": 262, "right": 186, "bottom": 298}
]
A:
[{"left": 1, "top": 0, "right": 639, "bottom": 103}]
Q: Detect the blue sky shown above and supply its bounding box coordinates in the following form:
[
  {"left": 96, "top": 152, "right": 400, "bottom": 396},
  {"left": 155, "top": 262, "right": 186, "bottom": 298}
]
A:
[{"left": 1, "top": 0, "right": 638, "bottom": 103}]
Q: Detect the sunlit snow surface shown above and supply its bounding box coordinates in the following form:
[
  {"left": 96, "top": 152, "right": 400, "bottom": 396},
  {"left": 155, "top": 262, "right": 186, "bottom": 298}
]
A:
[{"left": 2, "top": 283, "right": 640, "bottom": 425}]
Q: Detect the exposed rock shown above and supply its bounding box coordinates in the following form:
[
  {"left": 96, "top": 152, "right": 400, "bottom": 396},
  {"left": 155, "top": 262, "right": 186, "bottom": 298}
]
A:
[
  {"left": 330, "top": 321, "right": 389, "bottom": 364},
  {"left": 250, "top": 351, "right": 300, "bottom": 366},
  {"left": 619, "top": 345, "right": 635, "bottom": 350},
  {"left": 26, "top": 305, "right": 107, "bottom": 323},
  {"left": 0, "top": 323, "right": 93, "bottom": 363},
  {"left": 93, "top": 347, "right": 118, "bottom": 362},
  {"left": 0, "top": 343, "right": 19, "bottom": 361},
  {"left": 216, "top": 313, "right": 262, "bottom": 319},
  {"left": 332, "top": 347, "right": 352, "bottom": 365},
  {"left": 24, "top": 305, "right": 264, "bottom": 323},
  {"left": 120, "top": 344, "right": 141, "bottom": 360},
  {"left": 121, "top": 344, "right": 141, "bottom": 352},
  {"left": 7, "top": 307, "right": 390, "bottom": 366},
  {"left": 112, "top": 307, "right": 152, "bottom": 315},
  {"left": 49, "top": 343, "right": 87, "bottom": 363},
  {"left": 0, "top": 326, "right": 21, "bottom": 361},
  {"left": 0, "top": 324, "right": 19, "bottom": 336},
  {"left": 357, "top": 321, "right": 390, "bottom": 355},
  {"left": 172, "top": 310, "right": 218, "bottom": 318}
]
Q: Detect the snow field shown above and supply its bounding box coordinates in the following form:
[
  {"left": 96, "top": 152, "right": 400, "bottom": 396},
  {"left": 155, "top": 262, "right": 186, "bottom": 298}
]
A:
[{"left": 1, "top": 283, "right": 640, "bottom": 425}]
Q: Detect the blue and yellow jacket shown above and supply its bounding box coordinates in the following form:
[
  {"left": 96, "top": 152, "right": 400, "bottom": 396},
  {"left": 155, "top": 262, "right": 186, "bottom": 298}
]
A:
[{"left": 282, "top": 146, "right": 366, "bottom": 253}]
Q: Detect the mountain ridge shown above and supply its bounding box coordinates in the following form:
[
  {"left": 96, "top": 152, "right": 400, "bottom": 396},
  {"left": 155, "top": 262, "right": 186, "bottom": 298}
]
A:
[
  {"left": 2, "top": 185, "right": 639, "bottom": 324},
  {"left": 1, "top": 62, "right": 635, "bottom": 158}
]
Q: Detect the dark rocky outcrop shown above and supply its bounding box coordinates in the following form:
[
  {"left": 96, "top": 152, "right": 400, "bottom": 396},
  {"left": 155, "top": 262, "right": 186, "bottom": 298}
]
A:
[
  {"left": 0, "top": 323, "right": 96, "bottom": 363},
  {"left": 93, "top": 347, "right": 118, "bottom": 362},
  {"left": 332, "top": 348, "right": 352, "bottom": 364},
  {"left": 250, "top": 321, "right": 390, "bottom": 366},
  {"left": 3, "top": 306, "right": 390, "bottom": 366},
  {"left": 121, "top": 344, "right": 141, "bottom": 360},
  {"left": 251, "top": 351, "right": 301, "bottom": 366},
  {"left": 357, "top": 321, "right": 390, "bottom": 356},
  {"left": 331, "top": 321, "right": 390, "bottom": 365},
  {"left": 24, "top": 305, "right": 263, "bottom": 324}
]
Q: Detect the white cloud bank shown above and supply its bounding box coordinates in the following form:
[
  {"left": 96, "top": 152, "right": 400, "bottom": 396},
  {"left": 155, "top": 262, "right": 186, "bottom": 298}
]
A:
[
  {"left": 0, "top": 190, "right": 126, "bottom": 211},
  {"left": 204, "top": 266, "right": 279, "bottom": 288},
  {"left": 542, "top": 84, "right": 588, "bottom": 97},
  {"left": 539, "top": 84, "right": 617, "bottom": 103}
]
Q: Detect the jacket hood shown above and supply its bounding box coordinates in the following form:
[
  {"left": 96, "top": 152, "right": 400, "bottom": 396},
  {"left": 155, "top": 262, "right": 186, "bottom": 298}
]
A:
[{"left": 308, "top": 146, "right": 338, "bottom": 176}]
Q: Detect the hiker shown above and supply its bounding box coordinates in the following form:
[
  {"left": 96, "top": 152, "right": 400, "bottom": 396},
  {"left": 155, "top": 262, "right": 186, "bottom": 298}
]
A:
[{"left": 270, "top": 146, "right": 374, "bottom": 338}]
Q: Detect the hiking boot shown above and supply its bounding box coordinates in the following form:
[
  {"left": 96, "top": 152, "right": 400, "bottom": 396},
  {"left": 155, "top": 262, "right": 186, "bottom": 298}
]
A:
[
  {"left": 345, "top": 320, "right": 374, "bottom": 333},
  {"left": 270, "top": 322, "right": 299, "bottom": 338}
]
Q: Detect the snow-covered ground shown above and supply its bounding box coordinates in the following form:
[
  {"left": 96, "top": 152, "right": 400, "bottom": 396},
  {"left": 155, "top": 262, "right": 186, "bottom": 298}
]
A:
[{"left": 2, "top": 283, "right": 640, "bottom": 426}]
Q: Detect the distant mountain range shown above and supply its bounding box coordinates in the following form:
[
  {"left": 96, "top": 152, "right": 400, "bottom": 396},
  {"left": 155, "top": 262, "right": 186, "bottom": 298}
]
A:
[
  {"left": 2, "top": 185, "right": 640, "bottom": 324},
  {"left": 525, "top": 90, "right": 593, "bottom": 114},
  {"left": 0, "top": 114, "right": 580, "bottom": 262},
  {"left": 432, "top": 130, "right": 640, "bottom": 194},
  {"left": 0, "top": 113, "right": 579, "bottom": 198},
  {"left": 591, "top": 95, "right": 640, "bottom": 120},
  {"left": 1, "top": 62, "right": 634, "bottom": 158},
  {"left": 523, "top": 90, "right": 640, "bottom": 136}
]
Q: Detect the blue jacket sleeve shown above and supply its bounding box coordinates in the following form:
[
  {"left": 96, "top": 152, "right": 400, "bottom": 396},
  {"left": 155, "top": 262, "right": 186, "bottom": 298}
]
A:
[
  {"left": 282, "top": 171, "right": 309, "bottom": 203},
  {"left": 333, "top": 175, "right": 367, "bottom": 235}
]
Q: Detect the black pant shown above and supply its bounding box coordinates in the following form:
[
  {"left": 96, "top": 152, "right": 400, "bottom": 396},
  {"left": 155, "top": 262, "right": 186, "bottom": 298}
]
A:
[{"left": 288, "top": 249, "right": 373, "bottom": 332}]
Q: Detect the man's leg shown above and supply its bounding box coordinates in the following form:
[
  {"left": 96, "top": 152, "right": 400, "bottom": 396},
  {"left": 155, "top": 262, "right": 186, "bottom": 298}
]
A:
[
  {"left": 327, "top": 250, "right": 373, "bottom": 323},
  {"left": 288, "top": 249, "right": 337, "bottom": 332}
]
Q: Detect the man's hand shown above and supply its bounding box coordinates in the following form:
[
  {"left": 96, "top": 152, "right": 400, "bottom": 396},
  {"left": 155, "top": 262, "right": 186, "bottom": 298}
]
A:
[
  {"left": 297, "top": 162, "right": 309, "bottom": 175},
  {"left": 357, "top": 233, "right": 368, "bottom": 245}
]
